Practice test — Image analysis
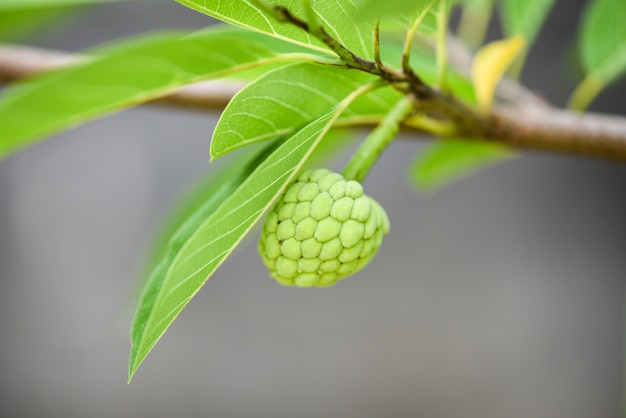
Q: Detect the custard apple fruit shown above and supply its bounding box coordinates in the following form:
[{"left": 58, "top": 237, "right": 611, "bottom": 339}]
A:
[{"left": 258, "top": 168, "right": 389, "bottom": 288}]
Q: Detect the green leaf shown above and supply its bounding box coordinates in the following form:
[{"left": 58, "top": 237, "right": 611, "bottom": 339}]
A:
[
  {"left": 356, "top": 0, "right": 439, "bottom": 21},
  {"left": 0, "top": 7, "right": 78, "bottom": 41},
  {"left": 136, "top": 148, "right": 267, "bottom": 298},
  {"left": 376, "top": 9, "right": 439, "bottom": 37},
  {"left": 210, "top": 62, "right": 401, "bottom": 159},
  {"left": 410, "top": 139, "right": 512, "bottom": 190},
  {"left": 0, "top": 0, "right": 130, "bottom": 11},
  {"left": 129, "top": 140, "right": 276, "bottom": 339},
  {"left": 138, "top": 127, "right": 356, "bottom": 302},
  {"left": 499, "top": 0, "right": 556, "bottom": 45},
  {"left": 580, "top": 0, "right": 626, "bottom": 84},
  {"left": 175, "top": 0, "right": 374, "bottom": 60},
  {"left": 0, "top": 29, "right": 286, "bottom": 160},
  {"left": 129, "top": 108, "right": 343, "bottom": 382}
]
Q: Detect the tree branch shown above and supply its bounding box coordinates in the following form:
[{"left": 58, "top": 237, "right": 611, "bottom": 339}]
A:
[
  {"left": 1, "top": 44, "right": 626, "bottom": 163},
  {"left": 488, "top": 107, "right": 626, "bottom": 161}
]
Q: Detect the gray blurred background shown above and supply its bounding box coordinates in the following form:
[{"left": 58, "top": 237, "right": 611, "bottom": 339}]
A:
[{"left": 1, "top": 1, "right": 625, "bottom": 417}]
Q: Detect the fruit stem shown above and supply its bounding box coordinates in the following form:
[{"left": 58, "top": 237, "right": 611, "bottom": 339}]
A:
[{"left": 342, "top": 96, "right": 414, "bottom": 183}]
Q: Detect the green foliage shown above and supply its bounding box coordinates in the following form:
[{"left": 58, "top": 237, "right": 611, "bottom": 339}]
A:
[
  {"left": 0, "top": 30, "right": 286, "bottom": 159},
  {"left": 499, "top": 0, "right": 556, "bottom": 46},
  {"left": 176, "top": 0, "right": 374, "bottom": 59},
  {"left": 0, "top": 0, "right": 129, "bottom": 11},
  {"left": 129, "top": 106, "right": 350, "bottom": 381},
  {"left": 0, "top": 0, "right": 617, "bottom": 381},
  {"left": 138, "top": 126, "right": 356, "bottom": 300},
  {"left": 580, "top": 0, "right": 626, "bottom": 85},
  {"left": 129, "top": 142, "right": 274, "bottom": 380},
  {"left": 211, "top": 62, "right": 401, "bottom": 158},
  {"left": 0, "top": 7, "right": 78, "bottom": 41},
  {"left": 356, "top": 0, "right": 439, "bottom": 21},
  {"left": 411, "top": 140, "right": 512, "bottom": 190},
  {"left": 568, "top": 0, "right": 626, "bottom": 109},
  {"left": 377, "top": 40, "right": 476, "bottom": 103}
]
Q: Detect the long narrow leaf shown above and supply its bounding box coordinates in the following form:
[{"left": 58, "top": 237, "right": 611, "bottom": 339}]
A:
[
  {"left": 134, "top": 145, "right": 274, "bottom": 301},
  {"left": 129, "top": 108, "right": 344, "bottom": 381},
  {"left": 129, "top": 142, "right": 277, "bottom": 370},
  {"left": 0, "top": 30, "right": 284, "bottom": 159}
]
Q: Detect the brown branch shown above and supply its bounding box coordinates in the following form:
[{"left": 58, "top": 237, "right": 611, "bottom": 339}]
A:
[
  {"left": 2, "top": 44, "right": 626, "bottom": 162},
  {"left": 488, "top": 107, "right": 626, "bottom": 161},
  {"left": 0, "top": 44, "right": 81, "bottom": 77}
]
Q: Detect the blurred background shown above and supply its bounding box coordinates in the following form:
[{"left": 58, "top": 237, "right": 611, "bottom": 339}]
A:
[{"left": 1, "top": 0, "right": 625, "bottom": 417}]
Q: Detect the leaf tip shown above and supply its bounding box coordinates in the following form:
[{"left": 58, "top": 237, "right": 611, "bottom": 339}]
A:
[
  {"left": 127, "top": 350, "right": 138, "bottom": 384},
  {"left": 209, "top": 138, "right": 226, "bottom": 161}
]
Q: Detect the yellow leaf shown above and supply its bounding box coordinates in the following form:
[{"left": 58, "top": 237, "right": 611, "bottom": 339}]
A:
[{"left": 472, "top": 35, "right": 526, "bottom": 111}]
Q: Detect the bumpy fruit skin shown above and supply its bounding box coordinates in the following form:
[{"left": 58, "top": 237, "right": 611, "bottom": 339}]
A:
[{"left": 258, "top": 168, "right": 390, "bottom": 288}]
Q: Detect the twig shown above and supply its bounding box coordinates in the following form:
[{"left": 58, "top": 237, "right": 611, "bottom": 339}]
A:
[
  {"left": 373, "top": 21, "right": 382, "bottom": 69},
  {"left": 401, "top": 2, "right": 434, "bottom": 86},
  {"left": 247, "top": 2, "right": 490, "bottom": 134}
]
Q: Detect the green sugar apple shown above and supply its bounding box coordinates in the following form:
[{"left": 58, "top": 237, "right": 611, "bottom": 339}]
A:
[{"left": 258, "top": 168, "right": 390, "bottom": 288}]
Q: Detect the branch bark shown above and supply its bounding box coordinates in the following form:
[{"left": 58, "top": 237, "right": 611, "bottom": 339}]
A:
[
  {"left": 1, "top": 44, "right": 626, "bottom": 163},
  {"left": 488, "top": 108, "right": 626, "bottom": 161}
]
